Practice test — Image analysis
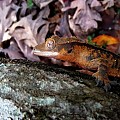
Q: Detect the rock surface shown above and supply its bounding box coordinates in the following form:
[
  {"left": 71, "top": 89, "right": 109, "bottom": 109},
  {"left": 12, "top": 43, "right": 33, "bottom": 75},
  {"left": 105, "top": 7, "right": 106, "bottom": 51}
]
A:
[{"left": 0, "top": 57, "right": 120, "bottom": 120}]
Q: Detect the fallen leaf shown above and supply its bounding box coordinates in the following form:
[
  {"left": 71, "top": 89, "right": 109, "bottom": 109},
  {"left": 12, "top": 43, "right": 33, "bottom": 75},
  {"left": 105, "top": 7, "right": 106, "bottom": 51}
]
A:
[
  {"left": 54, "top": 12, "right": 72, "bottom": 37},
  {"left": 62, "top": 0, "right": 86, "bottom": 19},
  {"left": 92, "top": 34, "right": 120, "bottom": 53},
  {"left": 92, "top": 34, "right": 119, "bottom": 45},
  {"left": 62, "top": 0, "right": 102, "bottom": 32},
  {"left": 33, "top": 0, "right": 54, "bottom": 9},
  {"left": 88, "top": 0, "right": 101, "bottom": 8},
  {"left": 102, "top": 0, "right": 114, "bottom": 9},
  {"left": 0, "top": 0, "right": 19, "bottom": 41},
  {"left": 74, "top": 5, "right": 102, "bottom": 32},
  {"left": 0, "top": 40, "right": 24, "bottom": 59},
  {"left": 20, "top": 0, "right": 29, "bottom": 16},
  {"left": 9, "top": 6, "right": 50, "bottom": 60}
]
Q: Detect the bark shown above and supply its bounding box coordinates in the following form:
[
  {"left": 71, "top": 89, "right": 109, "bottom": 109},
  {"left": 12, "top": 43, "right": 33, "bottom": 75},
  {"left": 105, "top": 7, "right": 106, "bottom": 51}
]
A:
[{"left": 0, "top": 56, "right": 120, "bottom": 119}]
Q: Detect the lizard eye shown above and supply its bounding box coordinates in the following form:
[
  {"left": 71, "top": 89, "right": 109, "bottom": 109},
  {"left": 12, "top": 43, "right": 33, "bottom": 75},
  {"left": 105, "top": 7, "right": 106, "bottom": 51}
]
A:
[{"left": 46, "top": 39, "right": 55, "bottom": 50}]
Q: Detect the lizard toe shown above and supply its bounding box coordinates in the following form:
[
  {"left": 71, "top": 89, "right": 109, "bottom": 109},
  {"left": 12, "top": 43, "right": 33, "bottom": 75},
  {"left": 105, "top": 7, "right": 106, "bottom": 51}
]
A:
[
  {"left": 95, "top": 79, "right": 103, "bottom": 86},
  {"left": 103, "top": 84, "right": 111, "bottom": 92}
]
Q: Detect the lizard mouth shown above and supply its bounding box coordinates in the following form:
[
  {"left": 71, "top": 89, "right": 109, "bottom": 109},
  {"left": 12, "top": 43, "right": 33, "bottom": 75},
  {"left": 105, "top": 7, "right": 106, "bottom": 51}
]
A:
[{"left": 33, "top": 49, "right": 59, "bottom": 57}]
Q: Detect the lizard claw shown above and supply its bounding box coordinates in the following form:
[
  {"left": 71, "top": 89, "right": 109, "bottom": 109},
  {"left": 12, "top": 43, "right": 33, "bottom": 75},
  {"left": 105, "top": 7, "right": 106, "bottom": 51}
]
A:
[
  {"left": 95, "top": 79, "right": 111, "bottom": 92},
  {"left": 103, "top": 84, "right": 111, "bottom": 92},
  {"left": 93, "top": 72, "right": 113, "bottom": 91},
  {"left": 103, "top": 81, "right": 119, "bottom": 92},
  {"left": 95, "top": 79, "right": 103, "bottom": 86}
]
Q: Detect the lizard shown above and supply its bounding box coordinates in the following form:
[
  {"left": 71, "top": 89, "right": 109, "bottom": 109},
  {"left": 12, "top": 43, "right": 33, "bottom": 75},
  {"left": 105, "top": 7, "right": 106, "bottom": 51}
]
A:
[{"left": 33, "top": 35, "right": 120, "bottom": 91}]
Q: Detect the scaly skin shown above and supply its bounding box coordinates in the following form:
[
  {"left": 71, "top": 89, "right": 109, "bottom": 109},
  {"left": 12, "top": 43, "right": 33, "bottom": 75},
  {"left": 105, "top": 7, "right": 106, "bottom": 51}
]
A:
[{"left": 33, "top": 36, "right": 120, "bottom": 90}]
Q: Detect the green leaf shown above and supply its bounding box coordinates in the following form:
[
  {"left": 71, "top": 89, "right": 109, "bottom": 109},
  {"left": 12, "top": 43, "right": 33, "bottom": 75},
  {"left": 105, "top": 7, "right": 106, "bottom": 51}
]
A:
[
  {"left": 87, "top": 35, "right": 96, "bottom": 46},
  {"left": 87, "top": 36, "right": 92, "bottom": 41},
  {"left": 27, "top": 0, "right": 33, "bottom": 8}
]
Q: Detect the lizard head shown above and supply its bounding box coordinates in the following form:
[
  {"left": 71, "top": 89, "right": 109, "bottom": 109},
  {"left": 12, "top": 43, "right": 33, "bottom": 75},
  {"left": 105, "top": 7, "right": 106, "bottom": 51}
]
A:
[{"left": 33, "top": 35, "right": 80, "bottom": 58}]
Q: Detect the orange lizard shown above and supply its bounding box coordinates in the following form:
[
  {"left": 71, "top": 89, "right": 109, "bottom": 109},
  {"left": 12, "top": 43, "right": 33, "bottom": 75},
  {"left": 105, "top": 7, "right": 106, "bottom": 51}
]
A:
[{"left": 33, "top": 36, "right": 120, "bottom": 91}]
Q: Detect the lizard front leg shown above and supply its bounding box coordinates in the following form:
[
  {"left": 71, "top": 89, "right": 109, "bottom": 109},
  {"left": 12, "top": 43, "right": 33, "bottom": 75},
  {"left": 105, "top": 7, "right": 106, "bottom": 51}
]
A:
[
  {"left": 84, "top": 58, "right": 111, "bottom": 91},
  {"left": 92, "top": 62, "right": 111, "bottom": 91}
]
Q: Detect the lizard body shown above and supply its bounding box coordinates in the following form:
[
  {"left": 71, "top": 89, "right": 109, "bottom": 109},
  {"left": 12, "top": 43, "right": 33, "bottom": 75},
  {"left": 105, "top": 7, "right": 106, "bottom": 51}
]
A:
[{"left": 33, "top": 36, "right": 120, "bottom": 90}]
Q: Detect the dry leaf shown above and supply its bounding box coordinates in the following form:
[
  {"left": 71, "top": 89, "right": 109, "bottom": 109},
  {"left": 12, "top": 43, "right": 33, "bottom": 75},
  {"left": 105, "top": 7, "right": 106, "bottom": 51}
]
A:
[
  {"left": 102, "top": 0, "right": 114, "bottom": 9},
  {"left": 92, "top": 34, "right": 119, "bottom": 45},
  {"left": 0, "top": 0, "right": 12, "bottom": 8},
  {"left": 0, "top": 40, "right": 24, "bottom": 59},
  {"left": 33, "top": 0, "right": 54, "bottom": 9},
  {"left": 54, "top": 12, "right": 72, "bottom": 37},
  {"left": 20, "top": 0, "right": 28, "bottom": 16},
  {"left": 9, "top": 6, "right": 50, "bottom": 60},
  {"left": 92, "top": 34, "right": 120, "bottom": 53},
  {"left": 62, "top": 0, "right": 86, "bottom": 19},
  {"left": 75, "top": 6, "right": 102, "bottom": 32},
  {"left": 88, "top": 0, "right": 101, "bottom": 8},
  {"left": 0, "top": 1, "right": 19, "bottom": 41},
  {"left": 62, "top": 0, "right": 102, "bottom": 32}
]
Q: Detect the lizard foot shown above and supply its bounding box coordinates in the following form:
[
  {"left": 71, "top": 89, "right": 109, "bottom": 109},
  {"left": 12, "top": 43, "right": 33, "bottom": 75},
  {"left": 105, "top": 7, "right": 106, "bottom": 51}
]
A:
[
  {"left": 104, "top": 81, "right": 119, "bottom": 91},
  {"left": 103, "top": 84, "right": 111, "bottom": 92},
  {"left": 95, "top": 79, "right": 103, "bottom": 86},
  {"left": 93, "top": 73, "right": 119, "bottom": 91},
  {"left": 92, "top": 72, "right": 111, "bottom": 91}
]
